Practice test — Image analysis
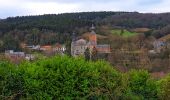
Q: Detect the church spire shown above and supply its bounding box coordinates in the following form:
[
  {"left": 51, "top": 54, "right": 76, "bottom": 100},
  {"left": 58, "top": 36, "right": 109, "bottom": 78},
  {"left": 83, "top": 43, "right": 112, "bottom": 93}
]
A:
[
  {"left": 91, "top": 24, "right": 95, "bottom": 30},
  {"left": 89, "top": 24, "right": 97, "bottom": 46},
  {"left": 90, "top": 24, "right": 96, "bottom": 34}
]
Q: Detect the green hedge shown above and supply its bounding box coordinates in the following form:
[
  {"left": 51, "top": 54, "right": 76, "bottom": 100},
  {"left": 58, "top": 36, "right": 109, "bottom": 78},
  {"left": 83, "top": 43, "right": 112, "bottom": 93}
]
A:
[{"left": 0, "top": 56, "right": 162, "bottom": 99}]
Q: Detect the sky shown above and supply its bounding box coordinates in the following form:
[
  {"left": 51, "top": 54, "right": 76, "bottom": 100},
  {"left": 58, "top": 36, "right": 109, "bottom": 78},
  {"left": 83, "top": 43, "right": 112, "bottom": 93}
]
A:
[{"left": 0, "top": 0, "right": 170, "bottom": 18}]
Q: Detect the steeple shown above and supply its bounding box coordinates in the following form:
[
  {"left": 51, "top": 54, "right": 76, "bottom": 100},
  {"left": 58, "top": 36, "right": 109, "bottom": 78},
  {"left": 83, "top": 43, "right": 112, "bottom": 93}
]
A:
[
  {"left": 90, "top": 24, "right": 96, "bottom": 34},
  {"left": 89, "top": 24, "right": 97, "bottom": 46},
  {"left": 91, "top": 24, "right": 95, "bottom": 30}
]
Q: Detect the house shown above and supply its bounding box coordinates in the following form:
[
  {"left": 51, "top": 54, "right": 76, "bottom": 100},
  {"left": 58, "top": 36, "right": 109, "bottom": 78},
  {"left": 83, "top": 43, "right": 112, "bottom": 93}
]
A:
[
  {"left": 21, "top": 43, "right": 41, "bottom": 51},
  {"left": 40, "top": 45, "right": 52, "bottom": 51},
  {"left": 39, "top": 44, "right": 66, "bottom": 56},
  {"left": 53, "top": 43, "right": 66, "bottom": 53},
  {"left": 153, "top": 34, "right": 170, "bottom": 53},
  {"left": 5, "top": 50, "right": 35, "bottom": 63},
  {"left": 71, "top": 25, "right": 111, "bottom": 57},
  {"left": 153, "top": 40, "right": 166, "bottom": 53},
  {"left": 23, "top": 42, "right": 66, "bottom": 53},
  {"left": 5, "top": 50, "right": 25, "bottom": 58},
  {"left": 96, "top": 44, "right": 111, "bottom": 53},
  {"left": 25, "top": 54, "right": 34, "bottom": 61},
  {"left": 5, "top": 50, "right": 25, "bottom": 64},
  {"left": 32, "top": 45, "right": 41, "bottom": 50}
]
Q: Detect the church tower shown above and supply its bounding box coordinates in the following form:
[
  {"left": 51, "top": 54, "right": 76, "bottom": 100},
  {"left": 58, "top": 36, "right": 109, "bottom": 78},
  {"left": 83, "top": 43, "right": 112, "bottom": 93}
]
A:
[{"left": 89, "top": 24, "right": 97, "bottom": 46}]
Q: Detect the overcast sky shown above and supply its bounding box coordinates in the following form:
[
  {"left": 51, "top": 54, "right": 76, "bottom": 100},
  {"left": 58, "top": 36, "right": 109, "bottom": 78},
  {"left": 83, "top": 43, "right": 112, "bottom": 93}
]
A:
[{"left": 0, "top": 0, "right": 170, "bottom": 18}]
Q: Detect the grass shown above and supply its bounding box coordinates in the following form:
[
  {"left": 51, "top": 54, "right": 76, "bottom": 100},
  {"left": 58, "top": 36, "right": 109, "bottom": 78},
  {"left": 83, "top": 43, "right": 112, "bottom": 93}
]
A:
[{"left": 111, "top": 29, "right": 137, "bottom": 37}]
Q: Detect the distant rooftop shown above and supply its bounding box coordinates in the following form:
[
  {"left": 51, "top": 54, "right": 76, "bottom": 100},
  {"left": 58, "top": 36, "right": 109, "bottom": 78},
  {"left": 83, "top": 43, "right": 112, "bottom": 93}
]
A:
[{"left": 159, "top": 34, "right": 170, "bottom": 42}]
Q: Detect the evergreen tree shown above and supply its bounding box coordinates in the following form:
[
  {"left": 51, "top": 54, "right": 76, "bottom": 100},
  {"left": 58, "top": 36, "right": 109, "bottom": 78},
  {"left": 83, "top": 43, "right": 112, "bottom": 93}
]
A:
[
  {"left": 3, "top": 33, "right": 20, "bottom": 51},
  {"left": 91, "top": 46, "right": 98, "bottom": 61},
  {"left": 120, "top": 28, "right": 124, "bottom": 36},
  {"left": 84, "top": 47, "right": 90, "bottom": 61}
]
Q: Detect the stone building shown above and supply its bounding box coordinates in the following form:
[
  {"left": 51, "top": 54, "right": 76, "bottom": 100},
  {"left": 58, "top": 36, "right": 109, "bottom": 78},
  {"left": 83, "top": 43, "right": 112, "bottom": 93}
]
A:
[
  {"left": 153, "top": 34, "right": 170, "bottom": 53},
  {"left": 5, "top": 50, "right": 34, "bottom": 64},
  {"left": 71, "top": 39, "right": 87, "bottom": 56},
  {"left": 71, "top": 25, "right": 111, "bottom": 57}
]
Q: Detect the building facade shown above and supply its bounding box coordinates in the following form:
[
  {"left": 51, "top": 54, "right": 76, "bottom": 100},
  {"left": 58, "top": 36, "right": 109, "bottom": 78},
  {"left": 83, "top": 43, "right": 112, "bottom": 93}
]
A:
[
  {"left": 71, "top": 25, "right": 111, "bottom": 57},
  {"left": 71, "top": 39, "right": 87, "bottom": 56}
]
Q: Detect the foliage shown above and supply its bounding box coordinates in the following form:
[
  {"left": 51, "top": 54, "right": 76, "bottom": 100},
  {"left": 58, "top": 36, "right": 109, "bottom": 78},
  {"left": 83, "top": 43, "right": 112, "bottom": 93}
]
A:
[
  {"left": 159, "top": 75, "right": 170, "bottom": 99},
  {"left": 2, "top": 33, "right": 21, "bottom": 51},
  {"left": 111, "top": 29, "right": 137, "bottom": 37},
  {"left": 0, "top": 56, "right": 167, "bottom": 100},
  {"left": 1, "top": 11, "right": 170, "bottom": 53},
  {"left": 84, "top": 47, "right": 90, "bottom": 61},
  {"left": 91, "top": 47, "right": 98, "bottom": 61},
  {"left": 0, "top": 56, "right": 122, "bottom": 99},
  {"left": 123, "top": 70, "right": 159, "bottom": 99},
  {"left": 0, "top": 12, "right": 116, "bottom": 33}
]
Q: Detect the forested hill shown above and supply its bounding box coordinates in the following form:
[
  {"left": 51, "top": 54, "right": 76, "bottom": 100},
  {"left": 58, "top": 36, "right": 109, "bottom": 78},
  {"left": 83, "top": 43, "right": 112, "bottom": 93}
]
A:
[
  {"left": 1, "top": 11, "right": 170, "bottom": 52},
  {"left": 0, "top": 12, "right": 119, "bottom": 33},
  {"left": 1, "top": 11, "right": 170, "bottom": 33},
  {"left": 107, "top": 13, "right": 170, "bottom": 29}
]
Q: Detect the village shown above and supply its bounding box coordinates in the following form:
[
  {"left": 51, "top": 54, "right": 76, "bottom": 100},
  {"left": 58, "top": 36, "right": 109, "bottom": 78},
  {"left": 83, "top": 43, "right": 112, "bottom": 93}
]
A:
[
  {"left": 2, "top": 25, "right": 170, "bottom": 76},
  {"left": 2, "top": 25, "right": 112, "bottom": 63}
]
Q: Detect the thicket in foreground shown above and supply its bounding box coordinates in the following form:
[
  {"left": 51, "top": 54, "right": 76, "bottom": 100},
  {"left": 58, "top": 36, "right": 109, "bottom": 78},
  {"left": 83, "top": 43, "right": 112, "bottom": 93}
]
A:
[{"left": 0, "top": 56, "right": 166, "bottom": 99}]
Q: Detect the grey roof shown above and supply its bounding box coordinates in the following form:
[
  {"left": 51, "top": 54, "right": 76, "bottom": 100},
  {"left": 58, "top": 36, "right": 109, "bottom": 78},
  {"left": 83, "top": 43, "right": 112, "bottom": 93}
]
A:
[
  {"left": 91, "top": 30, "right": 96, "bottom": 34},
  {"left": 73, "top": 39, "right": 87, "bottom": 45},
  {"left": 97, "top": 44, "right": 110, "bottom": 48}
]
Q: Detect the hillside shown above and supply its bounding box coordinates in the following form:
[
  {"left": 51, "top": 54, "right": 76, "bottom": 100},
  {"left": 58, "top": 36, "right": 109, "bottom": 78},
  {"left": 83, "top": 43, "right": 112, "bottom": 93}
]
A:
[
  {"left": 0, "top": 12, "right": 118, "bottom": 33},
  {"left": 1, "top": 12, "right": 170, "bottom": 33},
  {"left": 111, "top": 29, "right": 137, "bottom": 37},
  {"left": 1, "top": 11, "right": 170, "bottom": 54}
]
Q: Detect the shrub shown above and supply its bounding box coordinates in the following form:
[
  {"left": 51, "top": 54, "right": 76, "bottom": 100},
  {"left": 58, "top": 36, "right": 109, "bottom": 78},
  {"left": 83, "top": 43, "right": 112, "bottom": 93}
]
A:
[
  {"left": 17, "top": 56, "right": 121, "bottom": 99},
  {"left": 122, "top": 70, "right": 159, "bottom": 100},
  {"left": 159, "top": 75, "right": 170, "bottom": 99},
  {"left": 0, "top": 56, "right": 161, "bottom": 99}
]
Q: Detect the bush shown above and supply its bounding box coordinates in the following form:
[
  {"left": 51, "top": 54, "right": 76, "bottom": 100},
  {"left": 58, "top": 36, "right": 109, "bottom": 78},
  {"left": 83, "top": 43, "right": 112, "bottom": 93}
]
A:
[
  {"left": 0, "top": 56, "right": 161, "bottom": 99},
  {"left": 0, "top": 61, "right": 24, "bottom": 99},
  {"left": 2, "top": 56, "right": 121, "bottom": 99},
  {"left": 125, "top": 70, "right": 158, "bottom": 100},
  {"left": 159, "top": 75, "right": 170, "bottom": 99},
  {"left": 120, "top": 70, "right": 159, "bottom": 100}
]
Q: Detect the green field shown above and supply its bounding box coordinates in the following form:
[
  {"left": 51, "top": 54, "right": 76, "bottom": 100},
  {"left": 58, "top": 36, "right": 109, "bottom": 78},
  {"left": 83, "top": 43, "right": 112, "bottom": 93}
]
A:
[{"left": 111, "top": 29, "right": 137, "bottom": 37}]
